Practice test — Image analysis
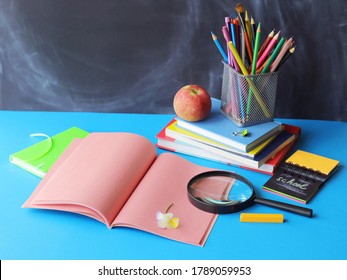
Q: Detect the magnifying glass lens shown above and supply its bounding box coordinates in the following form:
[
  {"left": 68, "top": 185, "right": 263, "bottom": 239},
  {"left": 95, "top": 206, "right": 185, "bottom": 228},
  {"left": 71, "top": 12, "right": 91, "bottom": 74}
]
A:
[
  {"left": 188, "top": 171, "right": 313, "bottom": 217},
  {"left": 189, "top": 174, "right": 253, "bottom": 206}
]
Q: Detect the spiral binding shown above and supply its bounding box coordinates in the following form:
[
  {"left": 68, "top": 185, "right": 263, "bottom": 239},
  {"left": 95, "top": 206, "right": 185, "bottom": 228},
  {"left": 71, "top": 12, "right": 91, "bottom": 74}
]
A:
[{"left": 282, "top": 161, "right": 324, "bottom": 182}]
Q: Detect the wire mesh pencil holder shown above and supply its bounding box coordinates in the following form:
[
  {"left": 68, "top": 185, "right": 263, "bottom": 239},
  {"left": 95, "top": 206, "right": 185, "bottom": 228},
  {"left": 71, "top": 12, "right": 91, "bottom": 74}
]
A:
[{"left": 220, "top": 62, "right": 279, "bottom": 127}]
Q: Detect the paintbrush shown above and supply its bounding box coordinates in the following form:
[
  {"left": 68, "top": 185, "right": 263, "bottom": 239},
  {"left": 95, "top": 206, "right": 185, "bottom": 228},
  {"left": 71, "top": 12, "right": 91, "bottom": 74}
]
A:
[{"left": 235, "top": 3, "right": 246, "bottom": 28}]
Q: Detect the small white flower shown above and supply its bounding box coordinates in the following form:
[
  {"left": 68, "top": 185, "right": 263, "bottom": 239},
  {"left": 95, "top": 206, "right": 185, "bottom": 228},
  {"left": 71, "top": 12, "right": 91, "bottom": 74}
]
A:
[{"left": 156, "top": 204, "right": 179, "bottom": 229}]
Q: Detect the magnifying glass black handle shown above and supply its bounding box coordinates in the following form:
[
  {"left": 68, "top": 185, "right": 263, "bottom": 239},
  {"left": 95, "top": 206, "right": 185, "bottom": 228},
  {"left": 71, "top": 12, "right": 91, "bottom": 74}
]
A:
[{"left": 254, "top": 198, "right": 313, "bottom": 217}]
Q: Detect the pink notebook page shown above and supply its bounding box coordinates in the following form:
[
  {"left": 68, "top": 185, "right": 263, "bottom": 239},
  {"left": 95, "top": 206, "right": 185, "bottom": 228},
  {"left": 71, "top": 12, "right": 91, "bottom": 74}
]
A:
[
  {"left": 113, "top": 153, "right": 217, "bottom": 246},
  {"left": 23, "top": 133, "right": 156, "bottom": 226}
]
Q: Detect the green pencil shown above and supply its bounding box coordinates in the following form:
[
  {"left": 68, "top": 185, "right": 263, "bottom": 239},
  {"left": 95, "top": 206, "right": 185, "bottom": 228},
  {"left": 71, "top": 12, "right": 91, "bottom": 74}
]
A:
[
  {"left": 247, "top": 23, "right": 261, "bottom": 115},
  {"left": 251, "top": 23, "right": 261, "bottom": 75},
  {"left": 261, "top": 37, "right": 286, "bottom": 73}
]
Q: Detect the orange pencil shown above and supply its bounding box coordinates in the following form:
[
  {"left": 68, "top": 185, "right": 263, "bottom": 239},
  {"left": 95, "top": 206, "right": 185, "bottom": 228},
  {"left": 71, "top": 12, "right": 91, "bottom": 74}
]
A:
[
  {"left": 256, "top": 56, "right": 271, "bottom": 74},
  {"left": 236, "top": 9, "right": 253, "bottom": 65},
  {"left": 244, "top": 30, "right": 253, "bottom": 64}
]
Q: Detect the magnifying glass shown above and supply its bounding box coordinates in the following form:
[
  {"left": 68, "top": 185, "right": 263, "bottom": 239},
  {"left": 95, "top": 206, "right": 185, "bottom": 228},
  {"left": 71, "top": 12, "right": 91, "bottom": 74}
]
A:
[{"left": 187, "top": 171, "right": 313, "bottom": 217}]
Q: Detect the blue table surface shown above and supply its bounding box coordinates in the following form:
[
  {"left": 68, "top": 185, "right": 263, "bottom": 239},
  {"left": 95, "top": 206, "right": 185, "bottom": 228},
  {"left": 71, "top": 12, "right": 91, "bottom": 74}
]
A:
[{"left": 1, "top": 110, "right": 346, "bottom": 260}]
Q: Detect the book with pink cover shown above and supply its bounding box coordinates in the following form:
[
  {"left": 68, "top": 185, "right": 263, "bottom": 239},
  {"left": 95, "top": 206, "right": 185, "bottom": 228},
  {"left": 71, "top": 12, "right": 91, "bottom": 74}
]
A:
[{"left": 22, "top": 132, "right": 217, "bottom": 246}]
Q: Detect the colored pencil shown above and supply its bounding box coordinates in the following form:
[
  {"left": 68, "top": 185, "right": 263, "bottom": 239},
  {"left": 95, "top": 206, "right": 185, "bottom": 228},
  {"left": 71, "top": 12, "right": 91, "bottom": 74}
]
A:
[
  {"left": 228, "top": 41, "right": 271, "bottom": 118},
  {"left": 256, "top": 31, "right": 280, "bottom": 70},
  {"left": 238, "top": 10, "right": 253, "bottom": 65},
  {"left": 256, "top": 56, "right": 271, "bottom": 74},
  {"left": 225, "top": 17, "right": 230, "bottom": 32},
  {"left": 245, "top": 10, "right": 252, "bottom": 46},
  {"left": 261, "top": 36, "right": 286, "bottom": 73},
  {"left": 247, "top": 22, "right": 262, "bottom": 115},
  {"left": 258, "top": 29, "right": 275, "bottom": 57},
  {"left": 233, "top": 18, "right": 240, "bottom": 54},
  {"left": 251, "top": 16, "right": 256, "bottom": 47},
  {"left": 244, "top": 29, "right": 253, "bottom": 64},
  {"left": 240, "top": 29, "right": 246, "bottom": 64},
  {"left": 269, "top": 37, "right": 293, "bottom": 72},
  {"left": 228, "top": 42, "right": 246, "bottom": 120},
  {"left": 211, "top": 31, "right": 228, "bottom": 63},
  {"left": 222, "top": 26, "right": 237, "bottom": 68},
  {"left": 251, "top": 23, "right": 261, "bottom": 75},
  {"left": 230, "top": 20, "right": 237, "bottom": 48},
  {"left": 276, "top": 46, "right": 296, "bottom": 70}
]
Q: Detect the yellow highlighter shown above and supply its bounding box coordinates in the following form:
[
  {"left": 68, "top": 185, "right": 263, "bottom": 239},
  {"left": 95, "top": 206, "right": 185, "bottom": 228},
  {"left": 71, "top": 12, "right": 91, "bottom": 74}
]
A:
[{"left": 240, "top": 213, "right": 284, "bottom": 223}]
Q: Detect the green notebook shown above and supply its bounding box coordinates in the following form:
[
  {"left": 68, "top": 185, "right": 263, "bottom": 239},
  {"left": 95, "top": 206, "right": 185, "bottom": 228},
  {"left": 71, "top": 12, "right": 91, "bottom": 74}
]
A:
[{"left": 9, "top": 127, "right": 89, "bottom": 178}]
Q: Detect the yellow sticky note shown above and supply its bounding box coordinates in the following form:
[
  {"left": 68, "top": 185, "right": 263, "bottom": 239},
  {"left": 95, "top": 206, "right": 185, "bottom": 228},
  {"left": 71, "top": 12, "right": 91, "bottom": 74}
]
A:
[{"left": 286, "top": 150, "right": 339, "bottom": 175}]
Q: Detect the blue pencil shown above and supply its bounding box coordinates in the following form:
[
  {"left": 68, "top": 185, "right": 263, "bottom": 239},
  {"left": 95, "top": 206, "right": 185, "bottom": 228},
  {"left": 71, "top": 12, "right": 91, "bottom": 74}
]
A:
[
  {"left": 211, "top": 31, "right": 228, "bottom": 63},
  {"left": 229, "top": 21, "right": 237, "bottom": 50}
]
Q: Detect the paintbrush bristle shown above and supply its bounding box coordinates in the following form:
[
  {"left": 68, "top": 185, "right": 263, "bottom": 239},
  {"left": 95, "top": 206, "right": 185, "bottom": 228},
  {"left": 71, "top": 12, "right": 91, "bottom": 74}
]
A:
[{"left": 235, "top": 3, "right": 244, "bottom": 14}]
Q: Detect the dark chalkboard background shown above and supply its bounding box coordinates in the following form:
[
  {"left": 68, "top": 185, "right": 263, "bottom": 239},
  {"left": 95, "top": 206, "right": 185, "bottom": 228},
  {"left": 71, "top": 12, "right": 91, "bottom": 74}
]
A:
[{"left": 1, "top": 0, "right": 346, "bottom": 121}]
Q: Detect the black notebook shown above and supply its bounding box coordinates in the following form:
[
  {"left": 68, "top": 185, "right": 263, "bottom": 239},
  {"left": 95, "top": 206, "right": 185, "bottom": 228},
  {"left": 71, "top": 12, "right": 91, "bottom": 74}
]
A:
[{"left": 263, "top": 150, "right": 339, "bottom": 204}]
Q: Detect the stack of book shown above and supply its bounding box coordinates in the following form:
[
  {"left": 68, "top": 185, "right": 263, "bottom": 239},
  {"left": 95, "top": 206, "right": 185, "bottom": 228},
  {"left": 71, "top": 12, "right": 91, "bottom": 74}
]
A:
[{"left": 156, "top": 99, "right": 301, "bottom": 175}]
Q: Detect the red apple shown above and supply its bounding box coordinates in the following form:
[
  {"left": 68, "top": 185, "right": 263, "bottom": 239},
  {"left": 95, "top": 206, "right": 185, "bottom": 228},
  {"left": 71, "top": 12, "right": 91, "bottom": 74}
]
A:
[{"left": 173, "top": 85, "right": 212, "bottom": 122}]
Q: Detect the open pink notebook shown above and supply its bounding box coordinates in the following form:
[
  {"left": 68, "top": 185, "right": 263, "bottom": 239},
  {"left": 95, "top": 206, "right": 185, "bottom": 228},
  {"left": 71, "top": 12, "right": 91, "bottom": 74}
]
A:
[{"left": 23, "top": 132, "right": 217, "bottom": 246}]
